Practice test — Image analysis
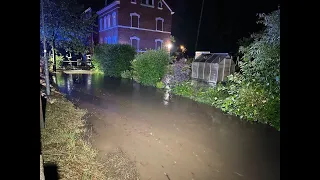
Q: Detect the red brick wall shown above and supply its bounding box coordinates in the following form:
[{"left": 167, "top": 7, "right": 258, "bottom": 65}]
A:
[
  {"left": 118, "top": 0, "right": 172, "bottom": 32},
  {"left": 118, "top": 27, "right": 170, "bottom": 50},
  {"left": 97, "top": 0, "right": 173, "bottom": 50}
]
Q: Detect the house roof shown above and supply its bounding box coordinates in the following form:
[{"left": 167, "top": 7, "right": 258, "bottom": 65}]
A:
[
  {"left": 194, "top": 53, "right": 232, "bottom": 63},
  {"left": 96, "top": 0, "right": 174, "bottom": 15},
  {"left": 97, "top": 0, "right": 120, "bottom": 15},
  {"left": 161, "top": 0, "right": 174, "bottom": 15}
]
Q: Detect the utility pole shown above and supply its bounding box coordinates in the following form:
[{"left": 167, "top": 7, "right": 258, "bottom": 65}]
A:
[
  {"left": 41, "top": 0, "right": 50, "bottom": 96},
  {"left": 195, "top": 0, "right": 205, "bottom": 52}
]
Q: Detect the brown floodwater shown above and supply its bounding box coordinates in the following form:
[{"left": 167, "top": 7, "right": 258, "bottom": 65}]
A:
[{"left": 55, "top": 73, "right": 280, "bottom": 180}]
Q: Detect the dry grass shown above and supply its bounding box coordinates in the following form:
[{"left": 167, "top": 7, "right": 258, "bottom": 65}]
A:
[
  {"left": 103, "top": 148, "right": 140, "bottom": 180},
  {"left": 41, "top": 94, "right": 107, "bottom": 180}
]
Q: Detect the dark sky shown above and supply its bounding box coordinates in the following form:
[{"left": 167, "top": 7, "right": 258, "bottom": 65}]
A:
[{"left": 78, "top": 0, "right": 280, "bottom": 56}]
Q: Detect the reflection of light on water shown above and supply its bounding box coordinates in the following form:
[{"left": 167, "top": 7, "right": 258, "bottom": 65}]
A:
[
  {"left": 67, "top": 74, "right": 73, "bottom": 94},
  {"left": 163, "top": 85, "right": 170, "bottom": 106},
  {"left": 87, "top": 74, "right": 92, "bottom": 91}
]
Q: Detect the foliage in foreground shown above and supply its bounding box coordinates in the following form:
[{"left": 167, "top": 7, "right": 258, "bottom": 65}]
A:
[
  {"left": 131, "top": 49, "right": 169, "bottom": 86},
  {"left": 41, "top": 94, "right": 106, "bottom": 179},
  {"left": 172, "top": 9, "right": 280, "bottom": 130},
  {"left": 92, "top": 44, "right": 136, "bottom": 77}
]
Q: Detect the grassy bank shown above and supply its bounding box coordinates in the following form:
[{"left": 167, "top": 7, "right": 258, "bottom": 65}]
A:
[
  {"left": 171, "top": 80, "right": 280, "bottom": 131},
  {"left": 40, "top": 93, "right": 107, "bottom": 179}
]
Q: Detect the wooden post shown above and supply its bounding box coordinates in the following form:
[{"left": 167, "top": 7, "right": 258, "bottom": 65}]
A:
[{"left": 221, "top": 58, "right": 225, "bottom": 81}]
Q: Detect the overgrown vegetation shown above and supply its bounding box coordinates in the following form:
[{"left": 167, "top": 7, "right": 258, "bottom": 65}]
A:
[
  {"left": 131, "top": 49, "right": 169, "bottom": 86},
  {"left": 92, "top": 44, "right": 136, "bottom": 77},
  {"left": 41, "top": 94, "right": 107, "bottom": 179},
  {"left": 40, "top": 0, "right": 96, "bottom": 71},
  {"left": 121, "top": 70, "right": 133, "bottom": 79},
  {"left": 49, "top": 52, "right": 64, "bottom": 70},
  {"left": 172, "top": 9, "right": 280, "bottom": 130}
]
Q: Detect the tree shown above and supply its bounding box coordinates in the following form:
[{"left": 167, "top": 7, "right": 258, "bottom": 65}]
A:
[
  {"left": 238, "top": 8, "right": 280, "bottom": 93},
  {"left": 40, "top": 0, "right": 97, "bottom": 71}
]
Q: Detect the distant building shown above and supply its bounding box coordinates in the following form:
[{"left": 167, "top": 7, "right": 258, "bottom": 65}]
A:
[{"left": 97, "top": 0, "right": 174, "bottom": 52}]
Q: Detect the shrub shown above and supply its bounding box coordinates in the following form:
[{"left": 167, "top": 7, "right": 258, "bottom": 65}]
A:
[
  {"left": 121, "top": 70, "right": 133, "bottom": 79},
  {"left": 156, "top": 81, "right": 165, "bottom": 89},
  {"left": 161, "top": 62, "right": 191, "bottom": 88},
  {"left": 131, "top": 49, "right": 169, "bottom": 86},
  {"left": 49, "top": 53, "right": 64, "bottom": 70},
  {"left": 92, "top": 44, "right": 136, "bottom": 77}
]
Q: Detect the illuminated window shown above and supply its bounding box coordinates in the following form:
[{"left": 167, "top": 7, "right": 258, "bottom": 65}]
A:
[
  {"left": 113, "top": 36, "right": 117, "bottom": 44},
  {"left": 104, "top": 16, "right": 107, "bottom": 29},
  {"left": 107, "top": 15, "right": 111, "bottom": 28},
  {"left": 99, "top": 18, "right": 103, "bottom": 30},
  {"left": 112, "top": 12, "right": 117, "bottom": 26},
  {"left": 108, "top": 36, "right": 111, "bottom": 44}
]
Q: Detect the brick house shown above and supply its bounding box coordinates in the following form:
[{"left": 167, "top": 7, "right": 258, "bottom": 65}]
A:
[{"left": 97, "top": 0, "right": 174, "bottom": 52}]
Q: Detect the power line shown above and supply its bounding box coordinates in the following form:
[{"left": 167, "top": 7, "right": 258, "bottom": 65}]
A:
[{"left": 195, "top": 0, "right": 205, "bottom": 52}]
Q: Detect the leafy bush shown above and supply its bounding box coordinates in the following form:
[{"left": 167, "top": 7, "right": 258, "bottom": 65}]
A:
[
  {"left": 131, "top": 49, "right": 169, "bottom": 86},
  {"left": 171, "top": 81, "right": 195, "bottom": 97},
  {"left": 121, "top": 70, "right": 133, "bottom": 79},
  {"left": 49, "top": 53, "right": 64, "bottom": 70},
  {"left": 161, "top": 62, "right": 191, "bottom": 88},
  {"left": 92, "top": 44, "right": 136, "bottom": 77},
  {"left": 156, "top": 81, "right": 165, "bottom": 89},
  {"left": 171, "top": 9, "right": 280, "bottom": 130}
]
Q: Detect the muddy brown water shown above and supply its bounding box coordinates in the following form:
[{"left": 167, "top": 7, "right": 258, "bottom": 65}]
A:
[{"left": 55, "top": 73, "right": 280, "bottom": 180}]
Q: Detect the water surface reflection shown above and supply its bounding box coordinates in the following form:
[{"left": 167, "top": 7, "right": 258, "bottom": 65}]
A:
[{"left": 55, "top": 72, "right": 280, "bottom": 180}]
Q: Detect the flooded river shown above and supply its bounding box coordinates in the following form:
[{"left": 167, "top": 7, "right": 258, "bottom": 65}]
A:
[{"left": 55, "top": 73, "right": 280, "bottom": 180}]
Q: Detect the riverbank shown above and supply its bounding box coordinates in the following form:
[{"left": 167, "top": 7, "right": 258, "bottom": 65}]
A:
[
  {"left": 170, "top": 80, "right": 280, "bottom": 131},
  {"left": 41, "top": 90, "right": 141, "bottom": 179},
  {"left": 40, "top": 92, "right": 107, "bottom": 179}
]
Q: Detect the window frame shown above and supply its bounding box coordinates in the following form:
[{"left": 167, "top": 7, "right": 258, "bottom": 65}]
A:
[
  {"left": 155, "top": 17, "right": 164, "bottom": 31},
  {"left": 130, "top": 12, "right": 140, "bottom": 28}
]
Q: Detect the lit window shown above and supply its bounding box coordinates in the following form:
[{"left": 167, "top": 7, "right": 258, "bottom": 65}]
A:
[
  {"left": 112, "top": 12, "right": 117, "bottom": 26},
  {"left": 107, "top": 15, "right": 111, "bottom": 28},
  {"left": 156, "top": 17, "right": 164, "bottom": 31},
  {"left": 99, "top": 18, "right": 103, "bottom": 30},
  {"left": 158, "top": 1, "right": 163, "bottom": 9},
  {"left": 113, "top": 36, "right": 117, "bottom": 44},
  {"left": 104, "top": 16, "right": 107, "bottom": 29},
  {"left": 130, "top": 13, "right": 140, "bottom": 28},
  {"left": 108, "top": 36, "right": 111, "bottom": 44}
]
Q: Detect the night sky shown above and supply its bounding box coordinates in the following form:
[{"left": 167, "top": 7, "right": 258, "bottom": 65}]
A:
[{"left": 78, "top": 0, "right": 280, "bottom": 56}]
